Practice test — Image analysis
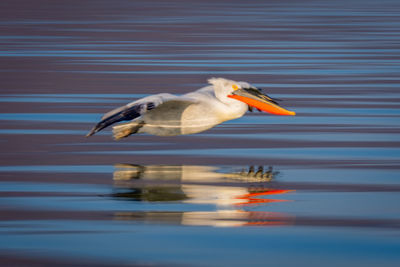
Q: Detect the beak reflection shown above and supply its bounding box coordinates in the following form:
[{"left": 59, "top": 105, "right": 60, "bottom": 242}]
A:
[
  {"left": 228, "top": 88, "right": 296, "bottom": 116},
  {"left": 112, "top": 164, "right": 294, "bottom": 227}
]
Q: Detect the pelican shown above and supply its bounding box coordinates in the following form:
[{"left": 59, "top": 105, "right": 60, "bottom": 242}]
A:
[
  {"left": 113, "top": 164, "right": 293, "bottom": 227},
  {"left": 86, "top": 78, "right": 295, "bottom": 139}
]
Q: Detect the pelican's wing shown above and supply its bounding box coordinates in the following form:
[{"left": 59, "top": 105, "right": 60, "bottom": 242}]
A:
[
  {"left": 86, "top": 93, "right": 177, "bottom": 137},
  {"left": 111, "top": 97, "right": 199, "bottom": 139}
]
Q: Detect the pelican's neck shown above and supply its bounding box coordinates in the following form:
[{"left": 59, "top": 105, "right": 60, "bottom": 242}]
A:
[
  {"left": 217, "top": 97, "right": 248, "bottom": 121},
  {"left": 207, "top": 78, "right": 248, "bottom": 120}
]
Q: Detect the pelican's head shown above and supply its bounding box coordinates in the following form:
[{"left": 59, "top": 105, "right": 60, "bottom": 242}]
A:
[{"left": 208, "top": 77, "right": 295, "bottom": 116}]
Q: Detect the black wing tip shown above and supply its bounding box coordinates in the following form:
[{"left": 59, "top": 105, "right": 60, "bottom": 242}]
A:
[
  {"left": 86, "top": 102, "right": 152, "bottom": 138},
  {"left": 86, "top": 127, "right": 97, "bottom": 137},
  {"left": 86, "top": 123, "right": 105, "bottom": 137}
]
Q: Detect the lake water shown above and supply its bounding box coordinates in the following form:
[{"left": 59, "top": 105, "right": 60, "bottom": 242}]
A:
[{"left": 1, "top": 0, "right": 400, "bottom": 266}]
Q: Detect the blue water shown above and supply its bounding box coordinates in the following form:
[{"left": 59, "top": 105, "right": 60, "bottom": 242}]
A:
[{"left": 1, "top": 0, "right": 400, "bottom": 266}]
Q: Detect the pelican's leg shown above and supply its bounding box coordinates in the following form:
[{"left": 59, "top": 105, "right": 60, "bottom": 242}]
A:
[{"left": 113, "top": 121, "right": 145, "bottom": 140}]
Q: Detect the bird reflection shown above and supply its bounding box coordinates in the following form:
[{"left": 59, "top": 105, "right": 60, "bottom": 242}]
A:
[{"left": 112, "top": 164, "right": 294, "bottom": 227}]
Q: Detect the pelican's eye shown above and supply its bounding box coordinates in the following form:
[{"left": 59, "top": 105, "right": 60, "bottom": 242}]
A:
[{"left": 232, "top": 84, "right": 239, "bottom": 90}]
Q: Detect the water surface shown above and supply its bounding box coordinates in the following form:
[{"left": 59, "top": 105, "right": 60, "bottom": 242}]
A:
[{"left": 1, "top": 0, "right": 400, "bottom": 266}]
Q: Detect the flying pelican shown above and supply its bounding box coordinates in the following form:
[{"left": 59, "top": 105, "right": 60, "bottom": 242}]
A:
[{"left": 86, "top": 78, "right": 295, "bottom": 139}]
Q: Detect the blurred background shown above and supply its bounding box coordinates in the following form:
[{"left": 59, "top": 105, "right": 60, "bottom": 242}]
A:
[{"left": 1, "top": 0, "right": 400, "bottom": 266}]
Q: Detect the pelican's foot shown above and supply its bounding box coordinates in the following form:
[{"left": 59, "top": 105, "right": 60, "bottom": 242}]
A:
[
  {"left": 112, "top": 121, "right": 145, "bottom": 140},
  {"left": 233, "top": 166, "right": 278, "bottom": 182}
]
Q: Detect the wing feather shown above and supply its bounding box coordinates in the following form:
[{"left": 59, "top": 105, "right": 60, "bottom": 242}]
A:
[
  {"left": 87, "top": 93, "right": 173, "bottom": 136},
  {"left": 86, "top": 93, "right": 197, "bottom": 137}
]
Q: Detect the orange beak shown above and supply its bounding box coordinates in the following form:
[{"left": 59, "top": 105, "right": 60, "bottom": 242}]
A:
[{"left": 228, "top": 88, "right": 295, "bottom": 116}]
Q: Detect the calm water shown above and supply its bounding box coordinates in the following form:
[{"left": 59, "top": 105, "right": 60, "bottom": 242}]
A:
[{"left": 1, "top": 0, "right": 400, "bottom": 266}]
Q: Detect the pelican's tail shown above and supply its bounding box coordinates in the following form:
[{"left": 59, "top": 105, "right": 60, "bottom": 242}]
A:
[{"left": 112, "top": 121, "right": 145, "bottom": 140}]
